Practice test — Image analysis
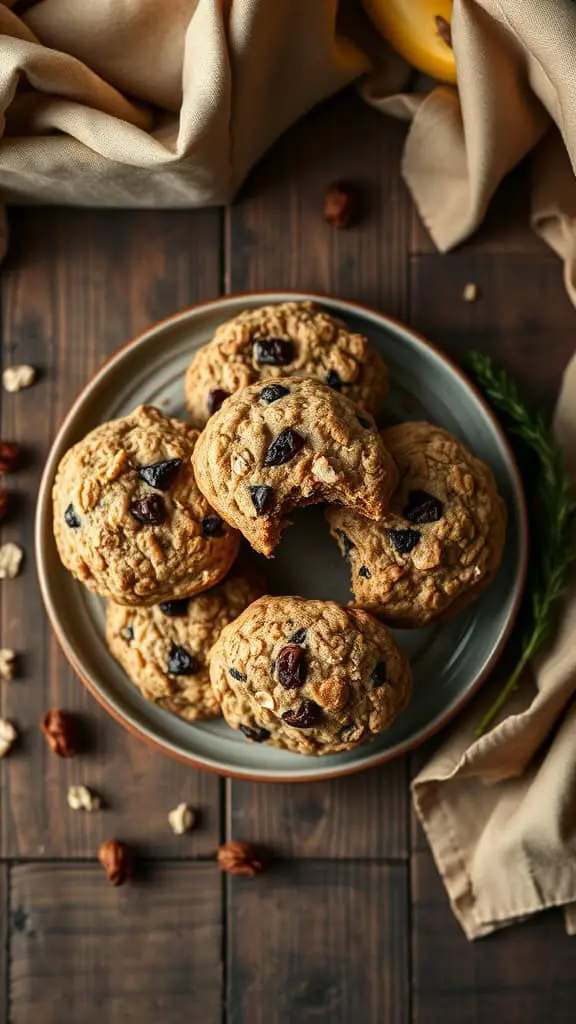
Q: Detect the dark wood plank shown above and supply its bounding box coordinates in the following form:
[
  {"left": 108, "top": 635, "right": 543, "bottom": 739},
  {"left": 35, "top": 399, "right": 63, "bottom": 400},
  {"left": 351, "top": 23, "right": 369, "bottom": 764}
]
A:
[
  {"left": 0, "top": 865, "right": 7, "bottom": 1021},
  {"left": 410, "top": 159, "right": 549, "bottom": 256},
  {"left": 228, "top": 861, "right": 409, "bottom": 1024},
  {"left": 1, "top": 207, "right": 223, "bottom": 858},
  {"left": 227, "top": 88, "right": 412, "bottom": 319},
  {"left": 412, "top": 850, "right": 576, "bottom": 1024},
  {"left": 226, "top": 90, "right": 412, "bottom": 859},
  {"left": 410, "top": 253, "right": 576, "bottom": 409},
  {"left": 9, "top": 862, "right": 222, "bottom": 1024},
  {"left": 228, "top": 760, "right": 408, "bottom": 858}
]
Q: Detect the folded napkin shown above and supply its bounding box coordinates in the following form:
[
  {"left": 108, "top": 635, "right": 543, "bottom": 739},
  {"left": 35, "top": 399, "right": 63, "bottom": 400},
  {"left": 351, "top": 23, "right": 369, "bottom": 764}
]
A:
[{"left": 2, "top": 0, "right": 576, "bottom": 939}]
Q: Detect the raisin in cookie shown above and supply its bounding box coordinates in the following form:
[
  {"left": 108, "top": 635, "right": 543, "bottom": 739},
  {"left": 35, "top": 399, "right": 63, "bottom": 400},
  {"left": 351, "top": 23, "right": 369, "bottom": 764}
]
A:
[
  {"left": 106, "top": 573, "right": 264, "bottom": 721},
  {"left": 185, "top": 301, "right": 389, "bottom": 426},
  {"left": 192, "top": 377, "right": 398, "bottom": 557},
  {"left": 210, "top": 595, "right": 412, "bottom": 755},
  {"left": 327, "top": 422, "right": 507, "bottom": 626},
  {"left": 53, "top": 405, "right": 240, "bottom": 606}
]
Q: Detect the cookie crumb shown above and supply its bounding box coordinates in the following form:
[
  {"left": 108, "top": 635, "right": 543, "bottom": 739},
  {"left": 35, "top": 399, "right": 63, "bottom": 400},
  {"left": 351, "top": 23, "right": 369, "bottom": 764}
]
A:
[
  {"left": 462, "top": 282, "right": 479, "bottom": 302},
  {"left": 0, "top": 649, "right": 16, "bottom": 680},
  {"left": 0, "top": 718, "right": 17, "bottom": 757},
  {"left": 168, "top": 802, "right": 196, "bottom": 835},
  {"left": 67, "top": 785, "right": 101, "bottom": 812},
  {"left": 0, "top": 542, "right": 24, "bottom": 579},
  {"left": 3, "top": 365, "right": 37, "bottom": 393}
]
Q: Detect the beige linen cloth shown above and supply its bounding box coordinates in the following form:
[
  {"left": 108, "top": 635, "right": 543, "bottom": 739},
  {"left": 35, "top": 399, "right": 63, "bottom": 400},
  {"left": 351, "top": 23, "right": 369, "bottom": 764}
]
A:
[{"left": 2, "top": 0, "right": 576, "bottom": 939}]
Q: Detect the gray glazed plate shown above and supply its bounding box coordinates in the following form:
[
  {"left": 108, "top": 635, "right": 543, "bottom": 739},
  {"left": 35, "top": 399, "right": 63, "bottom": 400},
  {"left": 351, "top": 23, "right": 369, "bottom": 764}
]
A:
[{"left": 36, "top": 292, "right": 528, "bottom": 782}]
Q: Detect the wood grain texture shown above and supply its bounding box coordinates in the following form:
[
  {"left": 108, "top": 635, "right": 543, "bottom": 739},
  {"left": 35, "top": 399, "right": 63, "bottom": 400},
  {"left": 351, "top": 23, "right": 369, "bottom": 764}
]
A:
[
  {"left": 226, "top": 90, "right": 412, "bottom": 319},
  {"left": 228, "top": 760, "right": 409, "bottom": 858},
  {"left": 0, "top": 208, "right": 223, "bottom": 858},
  {"left": 228, "top": 861, "right": 409, "bottom": 1024},
  {"left": 9, "top": 862, "right": 222, "bottom": 1024},
  {"left": 410, "top": 253, "right": 576, "bottom": 409},
  {"left": 0, "top": 865, "right": 7, "bottom": 1019},
  {"left": 412, "top": 850, "right": 576, "bottom": 1024}
]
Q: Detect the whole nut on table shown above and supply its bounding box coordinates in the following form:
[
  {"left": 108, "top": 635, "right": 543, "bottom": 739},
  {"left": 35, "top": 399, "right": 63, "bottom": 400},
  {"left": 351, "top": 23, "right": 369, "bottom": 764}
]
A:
[
  {"left": 41, "top": 709, "right": 79, "bottom": 757},
  {"left": 323, "top": 181, "right": 357, "bottom": 229},
  {"left": 98, "top": 839, "right": 133, "bottom": 886},
  {"left": 217, "top": 840, "right": 264, "bottom": 877}
]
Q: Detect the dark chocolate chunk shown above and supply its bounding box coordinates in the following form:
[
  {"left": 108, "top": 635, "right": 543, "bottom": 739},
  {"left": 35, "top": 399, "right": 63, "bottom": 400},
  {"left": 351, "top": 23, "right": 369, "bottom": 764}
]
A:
[
  {"left": 250, "top": 485, "right": 273, "bottom": 514},
  {"left": 64, "top": 503, "right": 81, "bottom": 529},
  {"left": 240, "top": 723, "right": 271, "bottom": 743},
  {"left": 229, "top": 667, "right": 247, "bottom": 682},
  {"left": 129, "top": 495, "right": 166, "bottom": 525},
  {"left": 288, "top": 627, "right": 307, "bottom": 645},
  {"left": 371, "top": 661, "right": 387, "bottom": 688},
  {"left": 260, "top": 383, "right": 290, "bottom": 404},
  {"left": 159, "top": 598, "right": 189, "bottom": 617},
  {"left": 359, "top": 566, "right": 371, "bottom": 579},
  {"left": 138, "top": 458, "right": 182, "bottom": 491},
  {"left": 254, "top": 338, "right": 294, "bottom": 366},
  {"left": 263, "top": 428, "right": 304, "bottom": 467},
  {"left": 202, "top": 515, "right": 225, "bottom": 538},
  {"left": 403, "top": 489, "right": 444, "bottom": 525},
  {"left": 325, "top": 369, "right": 342, "bottom": 391},
  {"left": 207, "top": 388, "right": 231, "bottom": 416},
  {"left": 388, "top": 529, "right": 420, "bottom": 554},
  {"left": 167, "top": 643, "right": 198, "bottom": 676}
]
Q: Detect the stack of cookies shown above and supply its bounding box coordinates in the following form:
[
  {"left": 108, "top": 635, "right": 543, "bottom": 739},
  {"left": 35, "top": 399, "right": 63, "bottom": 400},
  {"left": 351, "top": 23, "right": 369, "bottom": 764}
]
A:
[{"left": 52, "top": 302, "right": 506, "bottom": 757}]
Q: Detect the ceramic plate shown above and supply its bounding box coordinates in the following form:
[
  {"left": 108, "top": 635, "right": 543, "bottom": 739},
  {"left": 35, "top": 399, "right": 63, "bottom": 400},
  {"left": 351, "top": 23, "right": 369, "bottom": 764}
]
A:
[{"left": 36, "top": 292, "right": 527, "bottom": 781}]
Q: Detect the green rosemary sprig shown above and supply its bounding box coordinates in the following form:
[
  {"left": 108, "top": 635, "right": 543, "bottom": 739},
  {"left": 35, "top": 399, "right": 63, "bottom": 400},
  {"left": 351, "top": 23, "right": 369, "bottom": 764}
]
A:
[{"left": 468, "top": 351, "right": 576, "bottom": 736}]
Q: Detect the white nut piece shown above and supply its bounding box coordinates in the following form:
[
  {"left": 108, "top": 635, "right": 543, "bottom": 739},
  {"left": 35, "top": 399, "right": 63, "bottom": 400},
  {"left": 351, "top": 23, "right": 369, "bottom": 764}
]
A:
[
  {"left": 67, "top": 785, "right": 101, "bottom": 812},
  {"left": 2, "top": 364, "right": 37, "bottom": 392},
  {"left": 311, "top": 456, "right": 338, "bottom": 484},
  {"left": 0, "top": 542, "right": 24, "bottom": 579},
  {"left": 0, "top": 718, "right": 17, "bottom": 757},
  {"left": 168, "top": 802, "right": 196, "bottom": 835},
  {"left": 462, "top": 282, "right": 479, "bottom": 302},
  {"left": 254, "top": 690, "right": 275, "bottom": 710},
  {"left": 0, "top": 649, "right": 15, "bottom": 680}
]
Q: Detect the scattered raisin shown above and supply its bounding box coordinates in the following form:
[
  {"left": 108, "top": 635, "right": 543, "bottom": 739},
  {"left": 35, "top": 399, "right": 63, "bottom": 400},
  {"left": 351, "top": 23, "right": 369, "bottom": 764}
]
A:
[
  {"left": 335, "top": 529, "right": 354, "bottom": 557},
  {"left": 64, "top": 504, "right": 81, "bottom": 529},
  {"left": 356, "top": 413, "right": 371, "bottom": 429},
  {"left": 371, "top": 661, "right": 387, "bottom": 688},
  {"left": 229, "top": 667, "right": 247, "bottom": 682},
  {"left": 254, "top": 338, "right": 294, "bottom": 366},
  {"left": 202, "top": 515, "right": 225, "bottom": 538},
  {"left": 403, "top": 490, "right": 443, "bottom": 525},
  {"left": 288, "top": 627, "right": 307, "bottom": 645},
  {"left": 0, "top": 442, "right": 20, "bottom": 474},
  {"left": 276, "top": 645, "right": 307, "bottom": 688},
  {"left": 207, "top": 388, "right": 231, "bottom": 416},
  {"left": 389, "top": 529, "right": 420, "bottom": 554},
  {"left": 263, "top": 428, "right": 304, "bottom": 467},
  {"left": 282, "top": 700, "right": 322, "bottom": 729},
  {"left": 325, "top": 369, "right": 342, "bottom": 391},
  {"left": 138, "top": 458, "right": 182, "bottom": 491},
  {"left": 250, "top": 484, "right": 273, "bottom": 514},
  {"left": 159, "top": 598, "right": 189, "bottom": 617},
  {"left": 167, "top": 643, "right": 198, "bottom": 676},
  {"left": 122, "top": 626, "right": 134, "bottom": 643},
  {"left": 239, "top": 723, "right": 271, "bottom": 743},
  {"left": 260, "top": 383, "right": 290, "bottom": 404},
  {"left": 129, "top": 495, "right": 166, "bottom": 525},
  {"left": 359, "top": 566, "right": 371, "bottom": 579}
]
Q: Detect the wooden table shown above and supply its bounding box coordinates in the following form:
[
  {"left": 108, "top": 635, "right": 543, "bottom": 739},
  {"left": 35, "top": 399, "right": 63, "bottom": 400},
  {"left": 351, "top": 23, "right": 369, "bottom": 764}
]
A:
[{"left": 1, "top": 90, "right": 575, "bottom": 1024}]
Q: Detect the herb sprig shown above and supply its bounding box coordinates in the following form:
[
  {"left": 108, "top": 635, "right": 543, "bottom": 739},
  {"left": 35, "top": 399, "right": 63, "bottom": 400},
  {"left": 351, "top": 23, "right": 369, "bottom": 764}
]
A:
[{"left": 468, "top": 352, "right": 576, "bottom": 736}]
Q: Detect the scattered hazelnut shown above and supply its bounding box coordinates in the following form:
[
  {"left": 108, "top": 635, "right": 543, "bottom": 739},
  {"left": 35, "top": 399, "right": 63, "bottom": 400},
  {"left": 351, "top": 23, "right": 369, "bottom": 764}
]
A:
[
  {"left": 324, "top": 182, "right": 357, "bottom": 229},
  {"left": 0, "top": 718, "right": 17, "bottom": 758},
  {"left": 435, "top": 15, "right": 452, "bottom": 47},
  {"left": 67, "top": 785, "right": 101, "bottom": 812},
  {"left": 41, "top": 709, "right": 79, "bottom": 757},
  {"left": 168, "top": 802, "right": 196, "bottom": 835},
  {"left": 0, "top": 442, "right": 20, "bottom": 474},
  {"left": 217, "top": 840, "right": 264, "bottom": 877},
  {"left": 2, "top": 365, "right": 37, "bottom": 393},
  {"left": 98, "top": 839, "right": 132, "bottom": 886},
  {"left": 463, "top": 282, "right": 479, "bottom": 302},
  {"left": 0, "top": 542, "right": 23, "bottom": 579},
  {"left": 0, "top": 649, "right": 16, "bottom": 681}
]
